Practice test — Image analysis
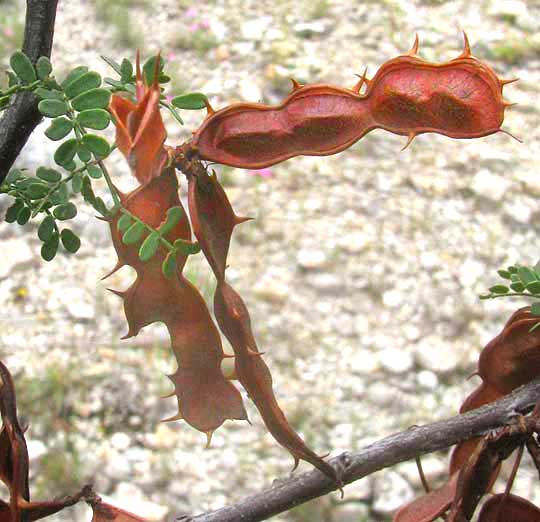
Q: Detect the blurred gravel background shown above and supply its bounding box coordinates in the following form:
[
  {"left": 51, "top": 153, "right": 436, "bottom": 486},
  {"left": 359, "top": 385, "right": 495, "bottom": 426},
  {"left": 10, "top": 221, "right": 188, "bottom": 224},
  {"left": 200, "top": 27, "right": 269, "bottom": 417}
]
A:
[{"left": 1, "top": 0, "right": 539, "bottom": 520}]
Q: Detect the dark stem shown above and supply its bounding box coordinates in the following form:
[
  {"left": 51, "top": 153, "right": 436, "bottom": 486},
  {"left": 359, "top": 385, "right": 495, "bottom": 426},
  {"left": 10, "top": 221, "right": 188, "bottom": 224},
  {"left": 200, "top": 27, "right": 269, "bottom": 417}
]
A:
[
  {"left": 176, "top": 378, "right": 540, "bottom": 522},
  {"left": 0, "top": 0, "right": 59, "bottom": 183}
]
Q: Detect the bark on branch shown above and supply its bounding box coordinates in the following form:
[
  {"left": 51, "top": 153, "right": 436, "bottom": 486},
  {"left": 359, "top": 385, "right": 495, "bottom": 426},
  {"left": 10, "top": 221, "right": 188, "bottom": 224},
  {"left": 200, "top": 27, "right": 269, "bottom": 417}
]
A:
[
  {"left": 0, "top": 0, "right": 59, "bottom": 183},
  {"left": 178, "top": 378, "right": 540, "bottom": 522}
]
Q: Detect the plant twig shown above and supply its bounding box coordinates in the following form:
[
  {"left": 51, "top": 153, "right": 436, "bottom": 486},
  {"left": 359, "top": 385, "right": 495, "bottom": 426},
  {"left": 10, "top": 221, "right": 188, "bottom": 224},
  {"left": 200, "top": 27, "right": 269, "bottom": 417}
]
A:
[
  {"left": 176, "top": 378, "right": 540, "bottom": 522},
  {"left": 0, "top": 0, "right": 59, "bottom": 183}
]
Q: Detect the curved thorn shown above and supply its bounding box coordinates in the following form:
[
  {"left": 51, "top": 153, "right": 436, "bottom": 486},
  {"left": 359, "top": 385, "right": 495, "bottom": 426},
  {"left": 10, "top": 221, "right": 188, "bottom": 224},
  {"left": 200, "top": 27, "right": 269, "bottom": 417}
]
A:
[
  {"left": 401, "top": 132, "right": 417, "bottom": 151},
  {"left": 290, "top": 78, "right": 303, "bottom": 91},
  {"left": 498, "top": 128, "right": 523, "bottom": 143},
  {"left": 234, "top": 214, "right": 254, "bottom": 226},
  {"left": 456, "top": 30, "right": 471, "bottom": 59},
  {"left": 101, "top": 261, "right": 125, "bottom": 280},
  {"left": 205, "top": 430, "right": 214, "bottom": 448},
  {"left": 160, "top": 390, "right": 176, "bottom": 399},
  {"left": 500, "top": 77, "right": 519, "bottom": 86},
  {"left": 408, "top": 33, "right": 419, "bottom": 56},
  {"left": 204, "top": 98, "right": 215, "bottom": 115},
  {"left": 352, "top": 66, "right": 369, "bottom": 93},
  {"left": 503, "top": 99, "right": 518, "bottom": 108},
  {"left": 467, "top": 371, "right": 480, "bottom": 380},
  {"left": 160, "top": 411, "right": 183, "bottom": 423},
  {"left": 106, "top": 287, "right": 125, "bottom": 298},
  {"left": 291, "top": 457, "right": 300, "bottom": 472}
]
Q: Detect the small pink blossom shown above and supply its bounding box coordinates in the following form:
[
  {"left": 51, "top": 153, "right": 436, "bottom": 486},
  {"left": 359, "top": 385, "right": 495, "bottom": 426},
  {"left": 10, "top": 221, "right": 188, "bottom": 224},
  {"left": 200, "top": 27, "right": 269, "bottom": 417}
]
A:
[
  {"left": 200, "top": 18, "right": 211, "bottom": 29},
  {"left": 3, "top": 27, "right": 14, "bottom": 38},
  {"left": 167, "top": 51, "right": 177, "bottom": 62},
  {"left": 188, "top": 22, "right": 200, "bottom": 32},
  {"left": 249, "top": 167, "right": 273, "bottom": 178},
  {"left": 165, "top": 95, "right": 173, "bottom": 104},
  {"left": 185, "top": 6, "right": 198, "bottom": 17}
]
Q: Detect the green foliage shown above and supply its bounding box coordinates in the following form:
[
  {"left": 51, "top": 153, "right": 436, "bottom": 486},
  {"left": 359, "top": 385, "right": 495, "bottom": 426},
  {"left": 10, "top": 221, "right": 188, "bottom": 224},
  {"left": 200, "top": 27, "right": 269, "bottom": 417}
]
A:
[{"left": 1, "top": 49, "right": 206, "bottom": 271}]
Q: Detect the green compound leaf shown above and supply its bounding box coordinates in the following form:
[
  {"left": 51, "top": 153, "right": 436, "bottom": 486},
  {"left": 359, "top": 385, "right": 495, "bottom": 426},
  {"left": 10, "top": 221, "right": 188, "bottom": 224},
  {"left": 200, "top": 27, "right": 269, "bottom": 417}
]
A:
[
  {"left": 54, "top": 139, "right": 78, "bottom": 167},
  {"left": 92, "top": 197, "right": 108, "bottom": 217},
  {"left": 41, "top": 233, "right": 59, "bottom": 261},
  {"left": 510, "top": 282, "right": 526, "bottom": 292},
  {"left": 158, "top": 206, "right": 185, "bottom": 235},
  {"left": 36, "top": 167, "right": 62, "bottom": 183},
  {"left": 38, "top": 215, "right": 56, "bottom": 242},
  {"left": 71, "top": 88, "right": 111, "bottom": 111},
  {"left": 26, "top": 182, "right": 49, "bottom": 199},
  {"left": 65, "top": 71, "right": 102, "bottom": 99},
  {"left": 36, "top": 56, "right": 52, "bottom": 80},
  {"left": 81, "top": 175, "right": 96, "bottom": 204},
  {"left": 518, "top": 266, "right": 537, "bottom": 285},
  {"left": 162, "top": 251, "right": 177, "bottom": 279},
  {"left": 120, "top": 58, "right": 133, "bottom": 82},
  {"left": 49, "top": 183, "right": 68, "bottom": 205},
  {"left": 497, "top": 269, "right": 512, "bottom": 280},
  {"left": 139, "top": 232, "right": 160, "bottom": 262},
  {"left": 3, "top": 169, "right": 23, "bottom": 185},
  {"left": 122, "top": 221, "right": 146, "bottom": 245},
  {"left": 173, "top": 238, "right": 201, "bottom": 255},
  {"left": 71, "top": 172, "right": 83, "bottom": 193},
  {"left": 38, "top": 99, "right": 69, "bottom": 118},
  {"left": 60, "top": 228, "right": 81, "bottom": 253},
  {"left": 53, "top": 202, "right": 77, "bottom": 220},
  {"left": 10, "top": 51, "right": 36, "bottom": 84},
  {"left": 488, "top": 285, "right": 509, "bottom": 294},
  {"left": 81, "top": 134, "right": 110, "bottom": 158},
  {"left": 101, "top": 55, "right": 122, "bottom": 75},
  {"left": 16, "top": 206, "right": 31, "bottom": 225},
  {"left": 171, "top": 93, "right": 208, "bottom": 110},
  {"left": 76, "top": 109, "right": 111, "bottom": 130},
  {"left": 77, "top": 145, "right": 92, "bottom": 163},
  {"left": 36, "top": 87, "right": 64, "bottom": 100},
  {"left": 143, "top": 55, "right": 164, "bottom": 85},
  {"left": 5, "top": 200, "right": 24, "bottom": 223},
  {"left": 87, "top": 165, "right": 103, "bottom": 179},
  {"left": 61, "top": 65, "right": 89, "bottom": 88},
  {"left": 527, "top": 281, "right": 540, "bottom": 294},
  {"left": 44, "top": 117, "right": 73, "bottom": 141},
  {"left": 117, "top": 213, "right": 132, "bottom": 232}
]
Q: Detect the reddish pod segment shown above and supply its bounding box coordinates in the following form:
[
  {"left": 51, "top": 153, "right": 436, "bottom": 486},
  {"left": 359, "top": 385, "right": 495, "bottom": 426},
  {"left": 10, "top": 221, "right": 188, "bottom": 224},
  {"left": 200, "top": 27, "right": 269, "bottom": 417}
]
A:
[
  {"left": 478, "top": 494, "right": 540, "bottom": 522},
  {"left": 109, "top": 52, "right": 168, "bottom": 184},
  {"left": 106, "top": 170, "right": 247, "bottom": 434},
  {"left": 191, "top": 33, "right": 515, "bottom": 169},
  {"left": 214, "top": 281, "right": 342, "bottom": 489}
]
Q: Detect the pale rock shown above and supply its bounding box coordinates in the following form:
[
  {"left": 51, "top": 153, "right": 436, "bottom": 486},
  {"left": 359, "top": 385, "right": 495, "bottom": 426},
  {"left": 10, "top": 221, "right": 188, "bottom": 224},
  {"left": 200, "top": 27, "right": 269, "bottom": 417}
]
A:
[
  {"left": 458, "top": 258, "right": 485, "bottom": 287},
  {"left": 414, "top": 337, "right": 462, "bottom": 373},
  {"left": 26, "top": 439, "right": 47, "bottom": 463},
  {"left": 110, "top": 431, "right": 131, "bottom": 451},
  {"left": 378, "top": 347, "right": 413, "bottom": 374},
  {"left": 504, "top": 199, "right": 532, "bottom": 224},
  {"left": 293, "top": 20, "right": 331, "bottom": 37},
  {"left": 253, "top": 277, "right": 289, "bottom": 304},
  {"left": 108, "top": 483, "right": 168, "bottom": 522},
  {"left": 372, "top": 470, "right": 414, "bottom": 514},
  {"left": 239, "top": 78, "right": 263, "bottom": 102},
  {"left": 471, "top": 169, "right": 512, "bottom": 201},
  {"left": 297, "top": 248, "right": 327, "bottom": 269},
  {"left": 349, "top": 348, "right": 379, "bottom": 374},
  {"left": 241, "top": 16, "right": 273, "bottom": 40},
  {"left": 0, "top": 239, "right": 34, "bottom": 278},
  {"left": 417, "top": 370, "right": 439, "bottom": 389},
  {"left": 310, "top": 273, "right": 344, "bottom": 294},
  {"left": 367, "top": 382, "right": 395, "bottom": 407}
]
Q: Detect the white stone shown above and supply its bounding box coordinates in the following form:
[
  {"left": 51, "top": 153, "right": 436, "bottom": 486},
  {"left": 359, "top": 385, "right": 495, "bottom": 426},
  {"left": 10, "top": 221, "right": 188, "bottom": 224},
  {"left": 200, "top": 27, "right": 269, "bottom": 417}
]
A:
[
  {"left": 414, "top": 338, "right": 462, "bottom": 373},
  {"left": 378, "top": 348, "right": 414, "bottom": 374},
  {"left": 471, "top": 169, "right": 512, "bottom": 201},
  {"left": 241, "top": 16, "right": 273, "bottom": 40},
  {"left": 239, "top": 78, "right": 262, "bottom": 102},
  {"left": 110, "top": 432, "right": 131, "bottom": 451},
  {"left": 459, "top": 259, "right": 485, "bottom": 287},
  {"left": 417, "top": 370, "right": 439, "bottom": 389},
  {"left": 372, "top": 470, "right": 414, "bottom": 514},
  {"left": 0, "top": 239, "right": 34, "bottom": 278},
  {"left": 26, "top": 439, "right": 47, "bottom": 462},
  {"left": 297, "top": 248, "right": 327, "bottom": 269}
]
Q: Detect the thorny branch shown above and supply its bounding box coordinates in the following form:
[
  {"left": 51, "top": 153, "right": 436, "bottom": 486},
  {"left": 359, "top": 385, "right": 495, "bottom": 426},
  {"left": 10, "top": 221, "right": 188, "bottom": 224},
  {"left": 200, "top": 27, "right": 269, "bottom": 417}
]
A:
[
  {"left": 0, "top": 0, "right": 59, "bottom": 183},
  {"left": 178, "top": 378, "right": 540, "bottom": 522}
]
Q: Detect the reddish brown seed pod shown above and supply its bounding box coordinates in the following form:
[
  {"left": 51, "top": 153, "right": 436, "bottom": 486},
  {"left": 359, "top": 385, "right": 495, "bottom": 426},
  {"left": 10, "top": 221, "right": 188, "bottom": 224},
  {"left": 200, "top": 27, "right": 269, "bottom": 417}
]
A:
[
  {"left": 191, "top": 33, "right": 515, "bottom": 169},
  {"left": 106, "top": 170, "right": 247, "bottom": 434}
]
